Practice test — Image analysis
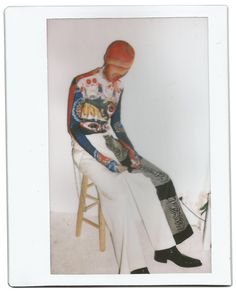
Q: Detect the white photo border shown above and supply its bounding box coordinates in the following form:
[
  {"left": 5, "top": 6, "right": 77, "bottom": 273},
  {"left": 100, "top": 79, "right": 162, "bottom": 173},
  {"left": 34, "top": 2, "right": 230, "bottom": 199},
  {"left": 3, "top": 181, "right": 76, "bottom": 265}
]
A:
[{"left": 5, "top": 5, "right": 231, "bottom": 286}]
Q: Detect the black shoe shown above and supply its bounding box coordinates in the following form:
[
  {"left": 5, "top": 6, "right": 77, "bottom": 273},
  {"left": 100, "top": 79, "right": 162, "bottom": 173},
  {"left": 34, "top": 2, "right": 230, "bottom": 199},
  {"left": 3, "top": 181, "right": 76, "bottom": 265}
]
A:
[
  {"left": 130, "top": 267, "right": 150, "bottom": 274},
  {"left": 154, "top": 246, "right": 202, "bottom": 268}
]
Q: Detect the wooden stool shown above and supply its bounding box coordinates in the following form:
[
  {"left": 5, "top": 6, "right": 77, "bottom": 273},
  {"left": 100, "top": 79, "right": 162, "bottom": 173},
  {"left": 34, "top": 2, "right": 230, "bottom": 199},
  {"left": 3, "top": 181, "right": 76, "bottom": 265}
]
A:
[{"left": 76, "top": 175, "right": 106, "bottom": 252}]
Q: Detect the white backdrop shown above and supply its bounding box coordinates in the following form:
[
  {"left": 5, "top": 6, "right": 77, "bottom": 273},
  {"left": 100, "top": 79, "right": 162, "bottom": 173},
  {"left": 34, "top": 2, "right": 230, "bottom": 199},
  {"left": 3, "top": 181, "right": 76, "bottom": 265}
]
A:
[{"left": 48, "top": 17, "right": 209, "bottom": 225}]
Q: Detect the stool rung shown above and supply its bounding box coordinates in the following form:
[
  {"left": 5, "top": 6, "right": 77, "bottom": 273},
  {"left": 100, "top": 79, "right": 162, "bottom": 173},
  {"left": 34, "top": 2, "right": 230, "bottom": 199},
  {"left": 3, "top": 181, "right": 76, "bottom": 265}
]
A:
[
  {"left": 83, "top": 217, "right": 99, "bottom": 229},
  {"left": 84, "top": 202, "right": 98, "bottom": 211},
  {"left": 87, "top": 183, "right": 95, "bottom": 188},
  {"left": 86, "top": 194, "right": 98, "bottom": 201}
]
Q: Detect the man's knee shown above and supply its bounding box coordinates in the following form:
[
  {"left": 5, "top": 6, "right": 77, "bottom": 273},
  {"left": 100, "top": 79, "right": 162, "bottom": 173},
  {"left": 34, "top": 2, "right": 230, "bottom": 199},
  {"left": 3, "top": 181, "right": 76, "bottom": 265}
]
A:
[
  {"left": 154, "top": 170, "right": 170, "bottom": 182},
  {"left": 155, "top": 179, "right": 177, "bottom": 200}
]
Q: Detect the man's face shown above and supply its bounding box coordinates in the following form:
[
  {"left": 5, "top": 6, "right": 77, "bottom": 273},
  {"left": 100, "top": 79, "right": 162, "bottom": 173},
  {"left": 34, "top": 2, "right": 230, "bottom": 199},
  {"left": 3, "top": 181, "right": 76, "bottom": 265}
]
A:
[{"left": 103, "top": 64, "right": 130, "bottom": 82}]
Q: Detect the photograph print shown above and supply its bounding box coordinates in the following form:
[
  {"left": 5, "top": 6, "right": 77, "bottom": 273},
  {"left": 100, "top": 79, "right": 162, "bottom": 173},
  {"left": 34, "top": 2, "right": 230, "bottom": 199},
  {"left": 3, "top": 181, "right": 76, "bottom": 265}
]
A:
[{"left": 47, "top": 17, "right": 211, "bottom": 275}]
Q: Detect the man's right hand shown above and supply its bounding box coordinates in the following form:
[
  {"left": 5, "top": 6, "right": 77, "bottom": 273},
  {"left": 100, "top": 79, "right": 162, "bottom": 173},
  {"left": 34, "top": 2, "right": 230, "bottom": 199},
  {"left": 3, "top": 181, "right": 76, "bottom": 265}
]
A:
[
  {"left": 130, "top": 159, "right": 141, "bottom": 170},
  {"left": 117, "top": 165, "right": 128, "bottom": 173}
]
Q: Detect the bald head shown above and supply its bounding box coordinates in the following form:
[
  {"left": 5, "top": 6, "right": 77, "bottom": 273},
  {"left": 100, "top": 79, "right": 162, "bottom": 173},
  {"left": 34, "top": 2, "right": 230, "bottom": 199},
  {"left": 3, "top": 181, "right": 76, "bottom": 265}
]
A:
[{"left": 104, "top": 40, "right": 135, "bottom": 69}]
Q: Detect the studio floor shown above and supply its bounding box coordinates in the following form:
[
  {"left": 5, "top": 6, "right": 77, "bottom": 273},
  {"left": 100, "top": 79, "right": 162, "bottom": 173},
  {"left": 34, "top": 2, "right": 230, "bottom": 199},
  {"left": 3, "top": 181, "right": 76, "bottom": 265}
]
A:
[{"left": 50, "top": 212, "right": 211, "bottom": 275}]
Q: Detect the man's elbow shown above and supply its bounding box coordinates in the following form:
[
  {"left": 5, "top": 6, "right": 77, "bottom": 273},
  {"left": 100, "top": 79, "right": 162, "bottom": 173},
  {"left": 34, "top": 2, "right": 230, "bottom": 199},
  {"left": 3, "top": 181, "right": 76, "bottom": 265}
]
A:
[
  {"left": 68, "top": 124, "right": 78, "bottom": 140},
  {"left": 69, "top": 125, "right": 83, "bottom": 144},
  {"left": 68, "top": 122, "right": 74, "bottom": 135}
]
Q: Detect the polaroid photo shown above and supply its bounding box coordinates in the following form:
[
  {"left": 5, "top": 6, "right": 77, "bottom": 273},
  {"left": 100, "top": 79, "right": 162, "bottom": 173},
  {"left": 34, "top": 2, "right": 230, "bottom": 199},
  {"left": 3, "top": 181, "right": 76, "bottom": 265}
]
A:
[{"left": 5, "top": 5, "right": 231, "bottom": 287}]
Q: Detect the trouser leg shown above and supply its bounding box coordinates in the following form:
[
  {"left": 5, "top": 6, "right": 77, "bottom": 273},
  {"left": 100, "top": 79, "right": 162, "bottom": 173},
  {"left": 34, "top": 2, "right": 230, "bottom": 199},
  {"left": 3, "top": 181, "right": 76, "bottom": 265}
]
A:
[
  {"left": 73, "top": 150, "right": 147, "bottom": 273},
  {"left": 122, "top": 171, "right": 176, "bottom": 251},
  {"left": 103, "top": 134, "right": 193, "bottom": 244},
  {"left": 133, "top": 157, "right": 193, "bottom": 244}
]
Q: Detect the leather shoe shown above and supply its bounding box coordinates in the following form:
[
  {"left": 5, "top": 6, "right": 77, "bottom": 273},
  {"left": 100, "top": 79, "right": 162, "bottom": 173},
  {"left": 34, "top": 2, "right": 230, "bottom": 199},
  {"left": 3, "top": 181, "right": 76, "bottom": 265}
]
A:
[
  {"left": 130, "top": 267, "right": 150, "bottom": 274},
  {"left": 154, "top": 246, "right": 202, "bottom": 268}
]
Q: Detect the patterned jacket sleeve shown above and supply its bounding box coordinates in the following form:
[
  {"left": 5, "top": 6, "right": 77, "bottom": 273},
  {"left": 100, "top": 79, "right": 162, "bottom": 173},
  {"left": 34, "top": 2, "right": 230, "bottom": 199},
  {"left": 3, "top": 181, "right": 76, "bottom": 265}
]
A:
[
  {"left": 110, "top": 90, "right": 142, "bottom": 162},
  {"left": 67, "top": 78, "right": 120, "bottom": 173}
]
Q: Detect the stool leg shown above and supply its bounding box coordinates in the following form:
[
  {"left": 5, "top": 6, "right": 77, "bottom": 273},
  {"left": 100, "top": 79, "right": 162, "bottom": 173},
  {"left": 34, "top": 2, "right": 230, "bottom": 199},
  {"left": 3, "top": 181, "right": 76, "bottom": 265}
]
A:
[
  {"left": 76, "top": 175, "right": 88, "bottom": 237},
  {"left": 98, "top": 198, "right": 106, "bottom": 252}
]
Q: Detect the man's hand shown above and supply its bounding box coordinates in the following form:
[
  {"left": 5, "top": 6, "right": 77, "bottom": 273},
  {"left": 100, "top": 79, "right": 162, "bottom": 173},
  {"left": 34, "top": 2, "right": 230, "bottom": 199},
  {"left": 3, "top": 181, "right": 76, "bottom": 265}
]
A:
[
  {"left": 117, "top": 164, "right": 128, "bottom": 173},
  {"left": 130, "top": 159, "right": 141, "bottom": 170}
]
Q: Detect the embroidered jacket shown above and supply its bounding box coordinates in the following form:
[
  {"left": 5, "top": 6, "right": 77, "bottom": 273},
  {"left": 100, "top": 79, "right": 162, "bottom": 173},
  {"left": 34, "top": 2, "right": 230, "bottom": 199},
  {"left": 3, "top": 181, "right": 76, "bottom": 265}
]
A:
[{"left": 67, "top": 67, "right": 139, "bottom": 172}]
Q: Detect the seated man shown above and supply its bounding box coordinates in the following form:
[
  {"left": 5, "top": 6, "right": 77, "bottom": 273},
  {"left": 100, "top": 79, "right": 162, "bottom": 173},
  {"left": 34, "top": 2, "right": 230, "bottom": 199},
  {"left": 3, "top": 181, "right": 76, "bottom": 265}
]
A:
[{"left": 68, "top": 40, "right": 202, "bottom": 274}]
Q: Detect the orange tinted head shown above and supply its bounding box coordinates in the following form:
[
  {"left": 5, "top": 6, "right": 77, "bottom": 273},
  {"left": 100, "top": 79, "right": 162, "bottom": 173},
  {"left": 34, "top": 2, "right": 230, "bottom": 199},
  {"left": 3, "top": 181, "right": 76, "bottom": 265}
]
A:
[{"left": 104, "top": 40, "right": 135, "bottom": 69}]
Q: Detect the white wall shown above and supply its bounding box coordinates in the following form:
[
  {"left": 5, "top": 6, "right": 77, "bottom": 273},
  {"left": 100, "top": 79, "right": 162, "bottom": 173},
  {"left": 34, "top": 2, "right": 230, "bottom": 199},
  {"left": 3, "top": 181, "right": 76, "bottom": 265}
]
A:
[{"left": 47, "top": 18, "right": 210, "bottom": 225}]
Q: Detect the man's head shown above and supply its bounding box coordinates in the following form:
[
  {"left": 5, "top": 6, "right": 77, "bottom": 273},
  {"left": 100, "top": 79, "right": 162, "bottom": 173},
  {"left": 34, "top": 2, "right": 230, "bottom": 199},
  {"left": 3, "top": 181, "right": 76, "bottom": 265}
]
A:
[{"left": 103, "top": 40, "right": 135, "bottom": 82}]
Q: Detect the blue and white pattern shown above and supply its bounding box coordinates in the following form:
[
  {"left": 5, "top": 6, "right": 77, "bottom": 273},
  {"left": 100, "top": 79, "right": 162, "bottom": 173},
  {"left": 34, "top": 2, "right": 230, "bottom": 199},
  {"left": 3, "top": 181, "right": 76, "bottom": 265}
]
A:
[{"left": 71, "top": 88, "right": 84, "bottom": 122}]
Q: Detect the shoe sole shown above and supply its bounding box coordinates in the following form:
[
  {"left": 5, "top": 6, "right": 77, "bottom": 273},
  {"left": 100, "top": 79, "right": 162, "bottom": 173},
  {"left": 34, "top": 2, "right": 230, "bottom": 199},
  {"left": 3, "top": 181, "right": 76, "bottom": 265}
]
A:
[{"left": 154, "top": 257, "right": 202, "bottom": 268}]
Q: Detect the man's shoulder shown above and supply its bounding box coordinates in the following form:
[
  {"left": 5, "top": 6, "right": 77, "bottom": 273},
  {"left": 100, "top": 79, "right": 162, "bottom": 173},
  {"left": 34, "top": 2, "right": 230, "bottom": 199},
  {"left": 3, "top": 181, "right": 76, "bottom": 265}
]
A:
[{"left": 71, "top": 68, "right": 100, "bottom": 86}]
